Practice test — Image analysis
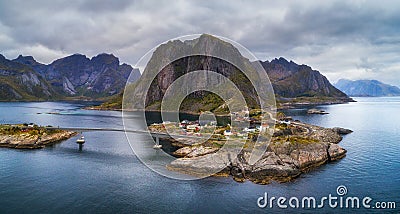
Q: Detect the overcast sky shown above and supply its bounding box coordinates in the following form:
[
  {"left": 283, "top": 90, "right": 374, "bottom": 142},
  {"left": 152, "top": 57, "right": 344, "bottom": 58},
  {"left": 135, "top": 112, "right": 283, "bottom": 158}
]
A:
[{"left": 0, "top": 0, "right": 399, "bottom": 86}]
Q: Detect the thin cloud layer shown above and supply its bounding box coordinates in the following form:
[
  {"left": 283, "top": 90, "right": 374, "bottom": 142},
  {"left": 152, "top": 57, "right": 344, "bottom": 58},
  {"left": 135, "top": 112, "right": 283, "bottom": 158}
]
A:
[{"left": 0, "top": 0, "right": 399, "bottom": 86}]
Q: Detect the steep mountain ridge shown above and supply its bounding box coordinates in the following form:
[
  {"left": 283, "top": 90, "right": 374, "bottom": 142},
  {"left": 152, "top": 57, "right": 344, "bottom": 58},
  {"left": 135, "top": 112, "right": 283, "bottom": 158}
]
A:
[
  {"left": 123, "top": 34, "right": 267, "bottom": 112},
  {"left": 261, "top": 57, "right": 349, "bottom": 98},
  {"left": 0, "top": 54, "right": 55, "bottom": 100},
  {"left": 123, "top": 34, "right": 351, "bottom": 112},
  {"left": 0, "top": 53, "right": 141, "bottom": 101},
  {"left": 16, "top": 53, "right": 140, "bottom": 98}
]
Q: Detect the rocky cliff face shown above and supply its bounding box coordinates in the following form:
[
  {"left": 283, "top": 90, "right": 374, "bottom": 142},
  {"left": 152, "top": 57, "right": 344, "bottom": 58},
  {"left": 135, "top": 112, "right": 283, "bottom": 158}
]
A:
[
  {"left": 0, "top": 53, "right": 141, "bottom": 101},
  {"left": 334, "top": 79, "right": 400, "bottom": 97},
  {"left": 0, "top": 54, "right": 55, "bottom": 100},
  {"left": 126, "top": 34, "right": 351, "bottom": 112},
  {"left": 126, "top": 34, "right": 263, "bottom": 112},
  {"left": 260, "top": 57, "right": 350, "bottom": 99},
  {"left": 145, "top": 55, "right": 259, "bottom": 111},
  {"left": 17, "top": 53, "right": 140, "bottom": 98}
]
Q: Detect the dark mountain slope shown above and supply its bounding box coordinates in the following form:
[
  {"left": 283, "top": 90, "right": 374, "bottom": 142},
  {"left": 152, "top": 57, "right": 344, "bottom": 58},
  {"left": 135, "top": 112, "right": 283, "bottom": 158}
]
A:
[
  {"left": 260, "top": 57, "right": 349, "bottom": 98},
  {"left": 11, "top": 53, "right": 141, "bottom": 100},
  {"left": 0, "top": 54, "right": 56, "bottom": 101}
]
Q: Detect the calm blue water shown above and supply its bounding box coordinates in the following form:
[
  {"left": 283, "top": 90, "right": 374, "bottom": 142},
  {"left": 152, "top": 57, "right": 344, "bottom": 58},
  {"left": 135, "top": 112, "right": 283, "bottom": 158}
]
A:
[{"left": 0, "top": 98, "right": 399, "bottom": 213}]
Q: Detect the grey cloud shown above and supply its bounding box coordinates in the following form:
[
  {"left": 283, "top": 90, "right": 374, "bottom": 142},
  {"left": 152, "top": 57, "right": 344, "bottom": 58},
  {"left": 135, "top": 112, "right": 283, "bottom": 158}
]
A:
[
  {"left": 77, "top": 0, "right": 135, "bottom": 13},
  {"left": 238, "top": 1, "right": 400, "bottom": 52},
  {"left": 0, "top": 0, "right": 399, "bottom": 86}
]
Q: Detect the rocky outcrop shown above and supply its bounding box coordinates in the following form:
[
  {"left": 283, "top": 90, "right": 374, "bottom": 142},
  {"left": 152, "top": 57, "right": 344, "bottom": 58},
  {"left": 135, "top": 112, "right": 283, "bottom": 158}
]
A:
[
  {"left": 0, "top": 131, "right": 76, "bottom": 149},
  {"left": 328, "top": 143, "right": 347, "bottom": 161},
  {"left": 309, "top": 126, "right": 344, "bottom": 144},
  {"left": 169, "top": 141, "right": 347, "bottom": 184},
  {"left": 167, "top": 121, "right": 352, "bottom": 184},
  {"left": 332, "top": 127, "right": 353, "bottom": 135},
  {"left": 307, "top": 108, "right": 329, "bottom": 114},
  {"left": 174, "top": 145, "right": 220, "bottom": 158}
]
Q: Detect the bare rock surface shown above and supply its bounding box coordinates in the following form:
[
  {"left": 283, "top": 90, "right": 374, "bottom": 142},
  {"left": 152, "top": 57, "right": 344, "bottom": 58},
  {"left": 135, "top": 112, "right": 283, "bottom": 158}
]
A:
[{"left": 167, "top": 121, "right": 352, "bottom": 184}]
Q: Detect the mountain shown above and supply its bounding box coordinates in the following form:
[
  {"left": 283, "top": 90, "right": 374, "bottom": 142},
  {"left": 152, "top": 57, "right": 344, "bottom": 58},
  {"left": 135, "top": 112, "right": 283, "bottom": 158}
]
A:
[
  {"left": 121, "top": 34, "right": 351, "bottom": 113},
  {"left": 123, "top": 34, "right": 270, "bottom": 113},
  {"left": 260, "top": 58, "right": 350, "bottom": 100},
  {"left": 334, "top": 79, "right": 400, "bottom": 97},
  {"left": 13, "top": 55, "right": 47, "bottom": 73},
  {"left": 0, "top": 53, "right": 140, "bottom": 101},
  {"left": 0, "top": 54, "right": 56, "bottom": 101},
  {"left": 14, "top": 53, "right": 140, "bottom": 98}
]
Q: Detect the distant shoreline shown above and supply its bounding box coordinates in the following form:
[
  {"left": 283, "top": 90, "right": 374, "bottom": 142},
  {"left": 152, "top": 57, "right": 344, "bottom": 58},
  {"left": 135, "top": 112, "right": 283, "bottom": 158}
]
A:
[{"left": 84, "top": 98, "right": 355, "bottom": 113}]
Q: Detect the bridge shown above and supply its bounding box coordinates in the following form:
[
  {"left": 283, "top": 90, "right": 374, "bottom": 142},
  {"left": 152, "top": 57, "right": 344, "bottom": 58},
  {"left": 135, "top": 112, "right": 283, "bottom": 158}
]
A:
[{"left": 46, "top": 127, "right": 228, "bottom": 147}]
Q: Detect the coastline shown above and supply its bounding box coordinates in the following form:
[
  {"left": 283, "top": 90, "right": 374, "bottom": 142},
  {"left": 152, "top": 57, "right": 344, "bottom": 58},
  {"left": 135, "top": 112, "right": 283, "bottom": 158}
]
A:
[
  {"left": 0, "top": 125, "right": 77, "bottom": 149},
  {"left": 1, "top": 101, "right": 353, "bottom": 184},
  {"left": 150, "top": 119, "right": 352, "bottom": 184},
  {"left": 277, "top": 97, "right": 356, "bottom": 110},
  {"left": 84, "top": 96, "right": 356, "bottom": 113},
  {"left": 86, "top": 97, "right": 353, "bottom": 185}
]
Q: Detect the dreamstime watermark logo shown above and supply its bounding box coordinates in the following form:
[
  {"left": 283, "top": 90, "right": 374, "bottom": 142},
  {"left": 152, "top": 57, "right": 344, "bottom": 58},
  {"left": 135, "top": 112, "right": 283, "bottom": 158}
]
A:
[
  {"left": 257, "top": 185, "right": 397, "bottom": 210},
  {"left": 122, "top": 34, "right": 276, "bottom": 180},
  {"left": 336, "top": 185, "right": 347, "bottom": 196}
]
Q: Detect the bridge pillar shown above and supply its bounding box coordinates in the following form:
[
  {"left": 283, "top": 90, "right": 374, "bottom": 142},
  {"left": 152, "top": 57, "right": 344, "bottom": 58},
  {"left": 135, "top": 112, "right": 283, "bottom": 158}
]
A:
[{"left": 152, "top": 135, "right": 163, "bottom": 149}]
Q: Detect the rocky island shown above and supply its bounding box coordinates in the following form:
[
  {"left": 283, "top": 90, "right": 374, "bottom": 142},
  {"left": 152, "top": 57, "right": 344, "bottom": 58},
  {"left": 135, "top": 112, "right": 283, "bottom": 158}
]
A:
[
  {"left": 307, "top": 108, "right": 329, "bottom": 114},
  {"left": 0, "top": 124, "right": 76, "bottom": 149},
  {"left": 149, "top": 115, "right": 352, "bottom": 184}
]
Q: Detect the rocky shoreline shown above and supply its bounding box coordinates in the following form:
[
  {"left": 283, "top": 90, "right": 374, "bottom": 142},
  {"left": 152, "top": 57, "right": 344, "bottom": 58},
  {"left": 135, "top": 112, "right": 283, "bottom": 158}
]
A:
[
  {"left": 85, "top": 94, "right": 355, "bottom": 113},
  {"left": 277, "top": 98, "right": 355, "bottom": 110},
  {"left": 307, "top": 108, "right": 329, "bottom": 114},
  {"left": 165, "top": 121, "right": 352, "bottom": 184},
  {"left": 0, "top": 125, "right": 77, "bottom": 149}
]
